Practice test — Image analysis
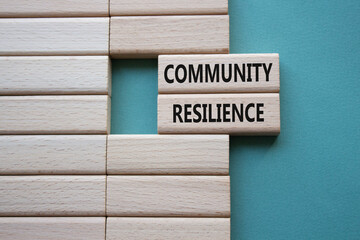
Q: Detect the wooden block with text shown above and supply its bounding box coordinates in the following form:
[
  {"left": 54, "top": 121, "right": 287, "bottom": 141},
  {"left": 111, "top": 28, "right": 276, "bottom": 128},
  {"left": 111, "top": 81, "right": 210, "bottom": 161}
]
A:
[
  {"left": 110, "top": 15, "right": 229, "bottom": 58},
  {"left": 107, "top": 134, "right": 229, "bottom": 175},
  {"left": 159, "top": 54, "right": 279, "bottom": 93},
  {"left": 158, "top": 93, "right": 280, "bottom": 135},
  {"left": 107, "top": 176, "right": 230, "bottom": 217},
  {"left": 0, "top": 176, "right": 105, "bottom": 216},
  {"left": 107, "top": 217, "right": 230, "bottom": 240},
  {"left": 0, "top": 217, "right": 105, "bottom": 240},
  {"left": 0, "top": 56, "right": 111, "bottom": 95},
  {"left": 0, "top": 135, "right": 106, "bottom": 175},
  {"left": 0, "top": 95, "right": 110, "bottom": 134},
  {"left": 0, "top": 0, "right": 109, "bottom": 17},
  {"left": 0, "top": 18, "right": 109, "bottom": 56},
  {"left": 110, "top": 0, "right": 228, "bottom": 16}
]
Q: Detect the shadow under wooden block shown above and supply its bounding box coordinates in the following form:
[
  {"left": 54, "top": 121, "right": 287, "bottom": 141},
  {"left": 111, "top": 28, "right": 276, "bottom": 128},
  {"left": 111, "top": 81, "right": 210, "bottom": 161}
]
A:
[
  {"left": 158, "top": 53, "right": 280, "bottom": 93},
  {"left": 0, "top": 95, "right": 110, "bottom": 134},
  {"left": 0, "top": 217, "right": 105, "bottom": 240},
  {"left": 110, "top": 15, "right": 229, "bottom": 58},
  {"left": 0, "top": 18, "right": 109, "bottom": 56},
  {"left": 110, "top": 0, "right": 228, "bottom": 16},
  {"left": 0, "top": 135, "right": 106, "bottom": 175},
  {"left": 106, "top": 217, "right": 230, "bottom": 240},
  {"left": 0, "top": 176, "right": 106, "bottom": 216},
  {"left": 0, "top": 56, "right": 111, "bottom": 95},
  {"left": 106, "top": 176, "right": 230, "bottom": 217},
  {"left": 107, "top": 134, "right": 229, "bottom": 175},
  {"left": 0, "top": 0, "right": 109, "bottom": 17},
  {"left": 158, "top": 93, "right": 280, "bottom": 135}
]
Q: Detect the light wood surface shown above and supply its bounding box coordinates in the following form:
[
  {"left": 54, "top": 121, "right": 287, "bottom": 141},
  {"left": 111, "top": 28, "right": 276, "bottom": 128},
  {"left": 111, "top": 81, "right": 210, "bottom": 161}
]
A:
[
  {"left": 110, "top": 0, "right": 228, "bottom": 16},
  {"left": 0, "top": 95, "right": 110, "bottom": 134},
  {"left": 159, "top": 54, "right": 280, "bottom": 93},
  {"left": 0, "top": 18, "right": 109, "bottom": 56},
  {"left": 107, "top": 217, "right": 230, "bottom": 240},
  {"left": 0, "top": 56, "right": 110, "bottom": 95},
  {"left": 0, "top": 0, "right": 109, "bottom": 17},
  {"left": 0, "top": 135, "right": 106, "bottom": 175},
  {"left": 106, "top": 176, "right": 230, "bottom": 217},
  {"left": 0, "top": 176, "right": 106, "bottom": 216},
  {"left": 0, "top": 217, "right": 105, "bottom": 240},
  {"left": 110, "top": 15, "right": 229, "bottom": 58},
  {"left": 158, "top": 93, "right": 280, "bottom": 135},
  {"left": 107, "top": 134, "right": 229, "bottom": 175}
]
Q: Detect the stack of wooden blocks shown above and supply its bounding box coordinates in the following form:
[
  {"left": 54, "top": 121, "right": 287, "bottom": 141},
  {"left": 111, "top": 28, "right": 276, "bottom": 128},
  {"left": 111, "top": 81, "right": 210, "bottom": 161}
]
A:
[{"left": 0, "top": 0, "right": 280, "bottom": 239}]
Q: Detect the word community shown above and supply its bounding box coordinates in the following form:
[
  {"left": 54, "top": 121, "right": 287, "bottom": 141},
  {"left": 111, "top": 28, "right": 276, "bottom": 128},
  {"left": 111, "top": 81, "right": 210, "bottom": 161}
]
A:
[
  {"left": 173, "top": 103, "right": 265, "bottom": 123},
  {"left": 164, "top": 63, "right": 273, "bottom": 84}
]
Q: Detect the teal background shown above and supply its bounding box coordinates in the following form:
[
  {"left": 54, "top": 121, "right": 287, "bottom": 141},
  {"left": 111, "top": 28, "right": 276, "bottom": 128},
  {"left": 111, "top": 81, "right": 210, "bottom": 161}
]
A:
[{"left": 111, "top": 0, "right": 360, "bottom": 239}]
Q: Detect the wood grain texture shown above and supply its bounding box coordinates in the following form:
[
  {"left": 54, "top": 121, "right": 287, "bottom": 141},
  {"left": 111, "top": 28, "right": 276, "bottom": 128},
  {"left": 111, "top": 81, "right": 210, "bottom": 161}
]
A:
[
  {"left": 106, "top": 176, "right": 230, "bottom": 217},
  {"left": 0, "top": 18, "right": 109, "bottom": 56},
  {"left": 107, "top": 217, "right": 230, "bottom": 240},
  {"left": 0, "top": 176, "right": 106, "bottom": 216},
  {"left": 158, "top": 93, "right": 280, "bottom": 135},
  {"left": 0, "top": 135, "right": 106, "bottom": 175},
  {"left": 0, "top": 0, "right": 108, "bottom": 17},
  {"left": 0, "top": 217, "right": 105, "bottom": 240},
  {"left": 0, "top": 95, "right": 110, "bottom": 134},
  {"left": 110, "top": 0, "right": 228, "bottom": 16},
  {"left": 159, "top": 54, "right": 280, "bottom": 93},
  {"left": 107, "top": 134, "right": 229, "bottom": 175},
  {"left": 0, "top": 56, "right": 110, "bottom": 95},
  {"left": 110, "top": 15, "right": 229, "bottom": 58}
]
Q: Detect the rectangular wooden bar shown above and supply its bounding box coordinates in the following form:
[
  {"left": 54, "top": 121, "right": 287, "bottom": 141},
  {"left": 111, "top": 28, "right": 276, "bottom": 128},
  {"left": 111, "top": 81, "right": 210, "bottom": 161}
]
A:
[
  {"left": 110, "top": 0, "right": 228, "bottom": 16},
  {"left": 0, "top": 176, "right": 106, "bottom": 216},
  {"left": 0, "top": 217, "right": 105, "bottom": 240},
  {"left": 0, "top": 56, "right": 110, "bottom": 95},
  {"left": 0, "top": 18, "right": 109, "bottom": 56},
  {"left": 159, "top": 54, "right": 280, "bottom": 93},
  {"left": 107, "top": 134, "right": 229, "bottom": 175},
  {"left": 0, "top": 95, "right": 110, "bottom": 134},
  {"left": 0, "top": 0, "right": 109, "bottom": 17},
  {"left": 0, "top": 135, "right": 106, "bottom": 175},
  {"left": 106, "top": 176, "right": 230, "bottom": 217},
  {"left": 107, "top": 217, "right": 230, "bottom": 240},
  {"left": 110, "top": 15, "right": 229, "bottom": 58},
  {"left": 158, "top": 93, "right": 280, "bottom": 135}
]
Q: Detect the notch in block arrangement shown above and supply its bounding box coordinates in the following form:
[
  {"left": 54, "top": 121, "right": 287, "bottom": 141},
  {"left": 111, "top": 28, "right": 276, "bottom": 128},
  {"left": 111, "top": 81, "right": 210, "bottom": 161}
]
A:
[
  {"left": 158, "top": 93, "right": 280, "bottom": 135},
  {"left": 158, "top": 54, "right": 279, "bottom": 93}
]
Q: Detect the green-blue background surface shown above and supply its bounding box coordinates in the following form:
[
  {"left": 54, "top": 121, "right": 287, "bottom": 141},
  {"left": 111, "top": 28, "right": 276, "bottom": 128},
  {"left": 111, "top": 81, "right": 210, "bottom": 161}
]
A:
[{"left": 111, "top": 1, "right": 360, "bottom": 239}]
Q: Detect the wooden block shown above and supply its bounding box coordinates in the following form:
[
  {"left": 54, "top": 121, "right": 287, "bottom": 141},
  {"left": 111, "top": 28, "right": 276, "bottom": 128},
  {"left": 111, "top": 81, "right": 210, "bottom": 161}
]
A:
[
  {"left": 159, "top": 54, "right": 280, "bottom": 93},
  {"left": 0, "top": 95, "right": 110, "bottom": 134},
  {"left": 107, "top": 134, "right": 229, "bottom": 175},
  {"left": 0, "top": 217, "right": 105, "bottom": 240},
  {"left": 0, "top": 176, "right": 106, "bottom": 216},
  {"left": 0, "top": 56, "right": 110, "bottom": 95},
  {"left": 0, "top": 135, "right": 106, "bottom": 175},
  {"left": 110, "top": 0, "right": 228, "bottom": 16},
  {"left": 0, "top": 18, "right": 109, "bottom": 56},
  {"left": 0, "top": 0, "right": 108, "bottom": 17},
  {"left": 158, "top": 93, "right": 280, "bottom": 135},
  {"left": 107, "top": 217, "right": 230, "bottom": 240},
  {"left": 106, "top": 176, "right": 230, "bottom": 217},
  {"left": 110, "top": 15, "right": 229, "bottom": 58}
]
